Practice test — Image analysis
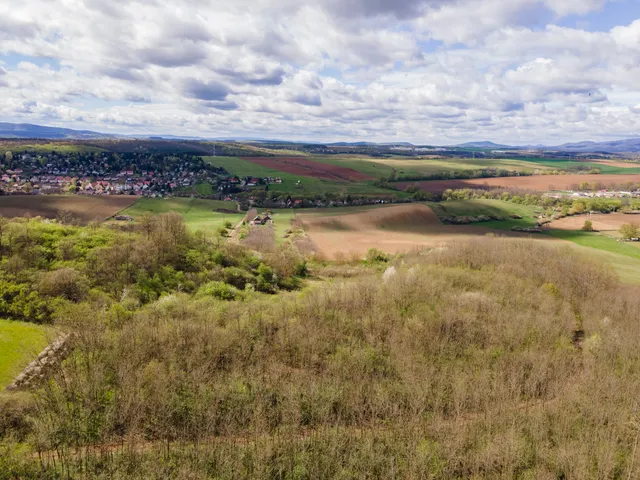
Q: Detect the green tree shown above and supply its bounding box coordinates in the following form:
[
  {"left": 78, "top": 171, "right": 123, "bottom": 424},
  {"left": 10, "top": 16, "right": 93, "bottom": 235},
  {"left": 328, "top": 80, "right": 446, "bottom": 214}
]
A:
[
  {"left": 619, "top": 223, "right": 639, "bottom": 240},
  {"left": 582, "top": 220, "right": 593, "bottom": 232}
]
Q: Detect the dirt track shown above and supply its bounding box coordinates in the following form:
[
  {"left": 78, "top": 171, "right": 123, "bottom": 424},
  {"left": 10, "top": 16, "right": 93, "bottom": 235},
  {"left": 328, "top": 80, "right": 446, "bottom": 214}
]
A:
[
  {"left": 298, "top": 204, "right": 548, "bottom": 258},
  {"left": 242, "top": 157, "right": 374, "bottom": 182},
  {"left": 0, "top": 195, "right": 138, "bottom": 223},
  {"left": 397, "top": 174, "right": 640, "bottom": 193}
]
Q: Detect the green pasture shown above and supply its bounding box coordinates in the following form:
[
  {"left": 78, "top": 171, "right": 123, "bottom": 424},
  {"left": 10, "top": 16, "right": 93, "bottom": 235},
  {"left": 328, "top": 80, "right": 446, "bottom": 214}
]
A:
[
  {"left": 427, "top": 199, "right": 543, "bottom": 230},
  {"left": 121, "top": 198, "right": 244, "bottom": 234},
  {"left": 0, "top": 320, "right": 51, "bottom": 390}
]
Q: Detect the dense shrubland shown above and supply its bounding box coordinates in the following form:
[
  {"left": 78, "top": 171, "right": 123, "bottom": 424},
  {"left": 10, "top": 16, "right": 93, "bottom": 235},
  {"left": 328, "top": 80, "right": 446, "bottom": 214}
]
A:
[
  {"left": 2, "top": 237, "right": 640, "bottom": 479},
  {"left": 0, "top": 214, "right": 306, "bottom": 323}
]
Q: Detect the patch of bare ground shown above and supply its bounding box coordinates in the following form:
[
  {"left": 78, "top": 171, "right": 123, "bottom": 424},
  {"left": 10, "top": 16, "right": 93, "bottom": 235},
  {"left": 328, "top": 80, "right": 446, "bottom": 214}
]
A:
[
  {"left": 551, "top": 212, "right": 640, "bottom": 232},
  {"left": 241, "top": 156, "right": 374, "bottom": 181},
  {"left": 0, "top": 195, "right": 138, "bottom": 223}
]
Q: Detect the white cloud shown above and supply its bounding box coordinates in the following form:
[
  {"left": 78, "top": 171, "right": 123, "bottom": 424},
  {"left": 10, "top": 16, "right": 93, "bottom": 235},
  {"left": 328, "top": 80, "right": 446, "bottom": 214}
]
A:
[{"left": 0, "top": 0, "right": 639, "bottom": 143}]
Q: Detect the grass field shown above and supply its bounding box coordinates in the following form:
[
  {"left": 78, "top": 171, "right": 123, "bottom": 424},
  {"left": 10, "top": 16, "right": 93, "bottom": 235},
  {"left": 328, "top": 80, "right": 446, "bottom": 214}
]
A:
[
  {"left": 121, "top": 198, "right": 244, "bottom": 234},
  {"left": 511, "top": 157, "right": 640, "bottom": 175},
  {"left": 304, "top": 156, "right": 558, "bottom": 179},
  {"left": 203, "top": 157, "right": 402, "bottom": 196},
  {"left": 427, "top": 199, "right": 542, "bottom": 230},
  {"left": 0, "top": 320, "right": 50, "bottom": 390},
  {"left": 550, "top": 230, "right": 640, "bottom": 284},
  {"left": 551, "top": 230, "right": 640, "bottom": 260},
  {"left": 0, "top": 142, "right": 106, "bottom": 154},
  {"left": 194, "top": 183, "right": 214, "bottom": 195}
]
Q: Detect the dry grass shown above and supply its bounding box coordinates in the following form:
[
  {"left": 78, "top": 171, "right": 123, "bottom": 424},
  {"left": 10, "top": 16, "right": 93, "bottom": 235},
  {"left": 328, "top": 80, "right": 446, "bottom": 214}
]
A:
[{"left": 241, "top": 225, "right": 276, "bottom": 252}]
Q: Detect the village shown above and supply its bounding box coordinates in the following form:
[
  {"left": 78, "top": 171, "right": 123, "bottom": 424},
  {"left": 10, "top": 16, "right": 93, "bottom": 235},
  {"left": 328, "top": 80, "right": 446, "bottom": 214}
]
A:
[
  {"left": 546, "top": 189, "right": 640, "bottom": 200},
  {"left": 0, "top": 151, "right": 285, "bottom": 198}
]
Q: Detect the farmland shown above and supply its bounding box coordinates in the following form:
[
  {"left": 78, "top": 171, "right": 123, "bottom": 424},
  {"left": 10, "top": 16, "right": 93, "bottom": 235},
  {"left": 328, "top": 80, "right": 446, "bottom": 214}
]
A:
[
  {"left": 397, "top": 174, "right": 640, "bottom": 193},
  {"left": 203, "top": 156, "right": 396, "bottom": 196},
  {"left": 0, "top": 195, "right": 137, "bottom": 223},
  {"left": 0, "top": 320, "right": 50, "bottom": 389},
  {"left": 297, "top": 203, "right": 539, "bottom": 258},
  {"left": 120, "top": 197, "right": 244, "bottom": 234},
  {"left": 242, "top": 156, "right": 374, "bottom": 181},
  {"left": 427, "top": 199, "right": 543, "bottom": 230},
  {"left": 305, "top": 155, "right": 559, "bottom": 178},
  {"left": 551, "top": 212, "right": 640, "bottom": 234}
]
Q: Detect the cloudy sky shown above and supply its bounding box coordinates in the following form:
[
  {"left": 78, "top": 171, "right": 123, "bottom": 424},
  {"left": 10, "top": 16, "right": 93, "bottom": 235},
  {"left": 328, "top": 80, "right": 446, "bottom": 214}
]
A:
[{"left": 2, "top": 0, "right": 640, "bottom": 144}]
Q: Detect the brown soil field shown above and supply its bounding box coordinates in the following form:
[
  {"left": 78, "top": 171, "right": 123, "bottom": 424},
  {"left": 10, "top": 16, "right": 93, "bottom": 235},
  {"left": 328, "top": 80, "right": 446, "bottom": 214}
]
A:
[
  {"left": 241, "top": 157, "right": 374, "bottom": 182},
  {"left": 397, "top": 174, "right": 640, "bottom": 193},
  {"left": 0, "top": 195, "right": 138, "bottom": 223},
  {"left": 575, "top": 159, "right": 640, "bottom": 168},
  {"left": 298, "top": 204, "right": 548, "bottom": 258},
  {"left": 551, "top": 212, "right": 640, "bottom": 232}
]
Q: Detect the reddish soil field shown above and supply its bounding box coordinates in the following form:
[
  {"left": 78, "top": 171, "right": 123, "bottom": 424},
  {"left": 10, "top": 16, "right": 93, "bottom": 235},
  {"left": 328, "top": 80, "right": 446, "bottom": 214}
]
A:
[
  {"left": 575, "top": 159, "right": 640, "bottom": 168},
  {"left": 397, "top": 174, "right": 640, "bottom": 193},
  {"left": 241, "top": 157, "right": 374, "bottom": 182},
  {"left": 0, "top": 195, "right": 138, "bottom": 223},
  {"left": 551, "top": 213, "right": 640, "bottom": 232},
  {"left": 298, "top": 204, "right": 549, "bottom": 258}
]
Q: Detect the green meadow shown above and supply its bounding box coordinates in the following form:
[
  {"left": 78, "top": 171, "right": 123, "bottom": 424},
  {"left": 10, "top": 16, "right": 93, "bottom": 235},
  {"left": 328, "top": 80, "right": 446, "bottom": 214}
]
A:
[
  {"left": 121, "top": 198, "right": 244, "bottom": 234},
  {"left": 0, "top": 320, "right": 51, "bottom": 389}
]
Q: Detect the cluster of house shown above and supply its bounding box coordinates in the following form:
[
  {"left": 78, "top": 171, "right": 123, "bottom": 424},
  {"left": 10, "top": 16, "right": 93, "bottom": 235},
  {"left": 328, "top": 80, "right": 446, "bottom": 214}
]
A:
[
  {"left": 546, "top": 189, "right": 640, "bottom": 199},
  {"left": 0, "top": 167, "right": 204, "bottom": 196},
  {"left": 217, "top": 176, "right": 283, "bottom": 191},
  {"left": 250, "top": 213, "right": 273, "bottom": 226}
]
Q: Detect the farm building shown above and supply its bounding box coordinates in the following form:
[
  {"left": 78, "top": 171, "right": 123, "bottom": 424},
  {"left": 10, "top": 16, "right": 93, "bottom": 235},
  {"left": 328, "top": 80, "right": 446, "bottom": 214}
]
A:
[{"left": 250, "top": 214, "right": 272, "bottom": 226}]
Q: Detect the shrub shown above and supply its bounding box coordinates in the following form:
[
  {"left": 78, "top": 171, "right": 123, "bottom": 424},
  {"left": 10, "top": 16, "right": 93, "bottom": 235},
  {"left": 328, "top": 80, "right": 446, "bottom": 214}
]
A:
[
  {"left": 620, "top": 223, "right": 639, "bottom": 240},
  {"left": 582, "top": 220, "right": 594, "bottom": 232},
  {"left": 365, "top": 248, "right": 389, "bottom": 264},
  {"left": 256, "top": 263, "right": 277, "bottom": 293},
  {"left": 223, "top": 267, "right": 255, "bottom": 290},
  {"left": 196, "top": 281, "right": 239, "bottom": 301},
  {"left": 38, "top": 267, "right": 88, "bottom": 302}
]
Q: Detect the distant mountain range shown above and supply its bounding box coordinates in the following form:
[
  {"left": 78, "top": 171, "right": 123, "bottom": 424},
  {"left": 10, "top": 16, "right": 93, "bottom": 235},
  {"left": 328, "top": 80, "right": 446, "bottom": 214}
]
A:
[
  {"left": 454, "top": 141, "right": 513, "bottom": 149},
  {"left": 2, "top": 122, "right": 640, "bottom": 153},
  {"left": 0, "top": 122, "right": 116, "bottom": 139}
]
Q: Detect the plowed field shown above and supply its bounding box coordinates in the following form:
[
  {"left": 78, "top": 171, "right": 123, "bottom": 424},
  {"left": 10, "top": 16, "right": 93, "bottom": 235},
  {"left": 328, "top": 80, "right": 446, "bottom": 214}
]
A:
[
  {"left": 298, "top": 204, "right": 543, "bottom": 258},
  {"left": 551, "top": 213, "right": 640, "bottom": 232},
  {"left": 397, "top": 174, "right": 640, "bottom": 193},
  {"left": 0, "top": 195, "right": 138, "bottom": 223},
  {"left": 241, "top": 157, "right": 374, "bottom": 181}
]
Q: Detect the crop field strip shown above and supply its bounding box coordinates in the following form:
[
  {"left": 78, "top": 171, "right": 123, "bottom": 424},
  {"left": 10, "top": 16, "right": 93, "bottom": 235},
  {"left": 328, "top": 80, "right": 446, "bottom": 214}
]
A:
[
  {"left": 0, "top": 195, "right": 139, "bottom": 223},
  {"left": 396, "top": 174, "right": 640, "bottom": 193},
  {"left": 297, "top": 203, "right": 549, "bottom": 258},
  {"left": 203, "top": 156, "right": 396, "bottom": 196},
  {"left": 240, "top": 156, "right": 375, "bottom": 182}
]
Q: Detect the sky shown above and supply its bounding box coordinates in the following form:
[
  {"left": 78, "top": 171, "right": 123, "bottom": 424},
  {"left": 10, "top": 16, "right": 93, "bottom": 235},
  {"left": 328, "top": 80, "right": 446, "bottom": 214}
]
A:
[{"left": 2, "top": 0, "right": 640, "bottom": 144}]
